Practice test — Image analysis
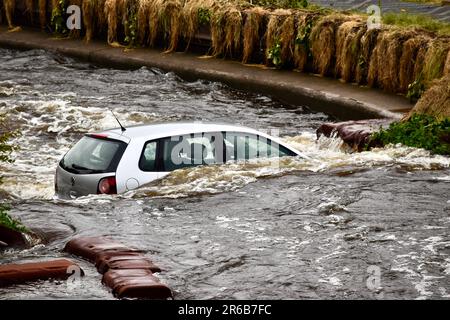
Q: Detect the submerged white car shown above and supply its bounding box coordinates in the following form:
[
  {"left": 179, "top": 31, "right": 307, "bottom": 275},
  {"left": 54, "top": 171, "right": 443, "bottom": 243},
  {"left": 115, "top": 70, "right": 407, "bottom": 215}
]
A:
[{"left": 55, "top": 122, "right": 305, "bottom": 198}]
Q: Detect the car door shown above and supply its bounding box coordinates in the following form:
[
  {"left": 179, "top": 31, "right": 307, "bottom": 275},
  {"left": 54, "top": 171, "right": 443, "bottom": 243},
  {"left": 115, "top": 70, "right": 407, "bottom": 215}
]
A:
[
  {"left": 223, "top": 132, "right": 297, "bottom": 162},
  {"left": 160, "top": 132, "right": 224, "bottom": 172},
  {"left": 113, "top": 138, "right": 160, "bottom": 193}
]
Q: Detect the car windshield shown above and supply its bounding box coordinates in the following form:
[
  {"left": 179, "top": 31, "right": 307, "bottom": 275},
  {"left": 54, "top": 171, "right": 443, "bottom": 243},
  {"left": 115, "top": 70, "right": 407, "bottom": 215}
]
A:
[{"left": 61, "top": 136, "right": 127, "bottom": 174}]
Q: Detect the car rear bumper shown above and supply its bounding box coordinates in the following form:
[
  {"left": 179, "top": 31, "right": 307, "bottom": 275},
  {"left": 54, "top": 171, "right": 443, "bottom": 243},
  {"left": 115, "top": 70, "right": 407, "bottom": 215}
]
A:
[{"left": 55, "top": 165, "right": 115, "bottom": 199}]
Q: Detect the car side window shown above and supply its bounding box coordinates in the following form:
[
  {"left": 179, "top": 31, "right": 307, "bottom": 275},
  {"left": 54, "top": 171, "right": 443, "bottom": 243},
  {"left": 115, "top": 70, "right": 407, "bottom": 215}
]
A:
[
  {"left": 224, "top": 132, "right": 295, "bottom": 161},
  {"left": 162, "top": 133, "right": 223, "bottom": 172},
  {"left": 139, "top": 141, "right": 157, "bottom": 172}
]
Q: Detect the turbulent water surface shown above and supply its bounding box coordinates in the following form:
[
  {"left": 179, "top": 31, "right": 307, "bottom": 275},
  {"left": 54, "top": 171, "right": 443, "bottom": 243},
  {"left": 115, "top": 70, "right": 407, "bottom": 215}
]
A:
[{"left": 0, "top": 49, "right": 449, "bottom": 300}]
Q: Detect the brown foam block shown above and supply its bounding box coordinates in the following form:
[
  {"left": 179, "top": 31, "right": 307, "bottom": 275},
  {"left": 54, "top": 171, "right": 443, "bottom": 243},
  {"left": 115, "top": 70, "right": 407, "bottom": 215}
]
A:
[
  {"left": 316, "top": 119, "right": 393, "bottom": 151},
  {"left": 0, "top": 259, "right": 84, "bottom": 287},
  {"left": 108, "top": 274, "right": 173, "bottom": 300},
  {"left": 64, "top": 237, "right": 138, "bottom": 262},
  {"left": 95, "top": 251, "right": 142, "bottom": 262},
  {"left": 102, "top": 269, "right": 154, "bottom": 288},
  {"left": 96, "top": 255, "right": 162, "bottom": 274}
]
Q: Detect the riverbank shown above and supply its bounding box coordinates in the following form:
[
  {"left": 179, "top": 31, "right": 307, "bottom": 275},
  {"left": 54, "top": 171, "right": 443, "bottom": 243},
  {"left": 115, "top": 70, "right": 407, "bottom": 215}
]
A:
[{"left": 0, "top": 26, "right": 411, "bottom": 120}]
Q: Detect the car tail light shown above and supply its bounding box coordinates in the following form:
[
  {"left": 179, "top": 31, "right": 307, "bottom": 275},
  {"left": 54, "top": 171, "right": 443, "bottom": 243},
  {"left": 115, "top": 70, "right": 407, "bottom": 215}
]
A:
[
  {"left": 98, "top": 177, "right": 117, "bottom": 195},
  {"left": 88, "top": 133, "right": 109, "bottom": 139}
]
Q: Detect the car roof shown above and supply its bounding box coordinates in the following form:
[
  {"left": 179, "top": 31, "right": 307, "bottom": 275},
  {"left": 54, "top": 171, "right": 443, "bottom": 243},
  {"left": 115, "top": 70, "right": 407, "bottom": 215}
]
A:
[
  {"left": 95, "top": 122, "right": 263, "bottom": 141},
  {"left": 91, "top": 121, "right": 307, "bottom": 158}
]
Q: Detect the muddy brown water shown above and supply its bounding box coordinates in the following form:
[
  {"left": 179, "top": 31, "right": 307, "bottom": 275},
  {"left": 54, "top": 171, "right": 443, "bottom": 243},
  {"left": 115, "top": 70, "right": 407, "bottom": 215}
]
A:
[{"left": 0, "top": 49, "right": 449, "bottom": 299}]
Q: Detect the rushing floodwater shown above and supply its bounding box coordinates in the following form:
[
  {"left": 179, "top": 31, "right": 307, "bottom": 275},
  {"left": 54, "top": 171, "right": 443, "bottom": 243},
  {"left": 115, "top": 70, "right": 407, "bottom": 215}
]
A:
[{"left": 0, "top": 49, "right": 449, "bottom": 300}]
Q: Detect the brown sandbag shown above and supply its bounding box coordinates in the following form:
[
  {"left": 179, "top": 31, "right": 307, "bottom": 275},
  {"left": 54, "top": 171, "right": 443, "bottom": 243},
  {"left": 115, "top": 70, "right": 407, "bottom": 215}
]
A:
[
  {"left": 0, "top": 259, "right": 84, "bottom": 287},
  {"left": 64, "top": 236, "right": 170, "bottom": 299},
  {"left": 317, "top": 119, "right": 392, "bottom": 151},
  {"left": 113, "top": 277, "right": 173, "bottom": 300},
  {"left": 96, "top": 254, "right": 162, "bottom": 274},
  {"left": 102, "top": 268, "right": 154, "bottom": 288},
  {"left": 64, "top": 236, "right": 139, "bottom": 262},
  {"left": 95, "top": 251, "right": 142, "bottom": 263},
  {"left": 103, "top": 269, "right": 172, "bottom": 299}
]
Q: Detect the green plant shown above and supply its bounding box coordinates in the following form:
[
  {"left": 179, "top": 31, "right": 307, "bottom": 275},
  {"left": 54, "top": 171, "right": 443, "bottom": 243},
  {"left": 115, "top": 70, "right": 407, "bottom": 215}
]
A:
[
  {"left": 369, "top": 114, "right": 450, "bottom": 155},
  {"left": 358, "top": 54, "right": 367, "bottom": 69},
  {"left": 295, "top": 18, "right": 313, "bottom": 57},
  {"left": 268, "top": 40, "right": 282, "bottom": 67},
  {"left": 0, "top": 205, "right": 28, "bottom": 233},
  {"left": 124, "top": 2, "right": 138, "bottom": 48},
  {"left": 198, "top": 7, "right": 211, "bottom": 26},
  {"left": 406, "top": 75, "right": 426, "bottom": 102},
  {"left": 51, "top": 0, "right": 69, "bottom": 36},
  {"left": 0, "top": 116, "right": 26, "bottom": 233}
]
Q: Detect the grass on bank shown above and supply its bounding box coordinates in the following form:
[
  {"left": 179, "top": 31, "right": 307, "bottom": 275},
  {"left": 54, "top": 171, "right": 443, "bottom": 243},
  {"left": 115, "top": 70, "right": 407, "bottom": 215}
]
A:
[
  {"left": 382, "top": 11, "right": 450, "bottom": 35},
  {"left": 370, "top": 114, "right": 450, "bottom": 155}
]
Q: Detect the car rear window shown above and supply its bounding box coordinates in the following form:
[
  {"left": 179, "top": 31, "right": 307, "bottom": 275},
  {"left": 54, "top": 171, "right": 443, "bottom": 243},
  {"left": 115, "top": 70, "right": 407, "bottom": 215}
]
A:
[{"left": 60, "top": 136, "right": 127, "bottom": 174}]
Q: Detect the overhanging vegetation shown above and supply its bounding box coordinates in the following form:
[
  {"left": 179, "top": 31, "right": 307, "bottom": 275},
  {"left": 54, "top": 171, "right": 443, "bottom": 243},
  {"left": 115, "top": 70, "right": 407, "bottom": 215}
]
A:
[
  {"left": 0, "top": 115, "right": 27, "bottom": 234},
  {"left": 369, "top": 114, "right": 450, "bottom": 155}
]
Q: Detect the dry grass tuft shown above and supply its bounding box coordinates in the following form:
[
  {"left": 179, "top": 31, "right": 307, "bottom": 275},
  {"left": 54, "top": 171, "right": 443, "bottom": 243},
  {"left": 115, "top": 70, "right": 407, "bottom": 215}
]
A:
[
  {"left": 181, "top": 0, "right": 216, "bottom": 50},
  {"left": 409, "top": 73, "right": 450, "bottom": 119},
  {"left": 4, "top": 0, "right": 15, "bottom": 29},
  {"left": 105, "top": 0, "right": 127, "bottom": 45},
  {"left": 335, "top": 19, "right": 365, "bottom": 82},
  {"left": 242, "top": 6, "right": 267, "bottom": 63},
  {"left": 265, "top": 9, "right": 293, "bottom": 66},
  {"left": 355, "top": 28, "right": 379, "bottom": 85},
  {"left": 148, "top": 0, "right": 183, "bottom": 52},
  {"left": 310, "top": 14, "right": 350, "bottom": 76},
  {"left": 413, "top": 39, "right": 429, "bottom": 81},
  {"left": 136, "top": 0, "right": 151, "bottom": 45},
  {"left": 293, "top": 12, "right": 321, "bottom": 72},
  {"left": 38, "top": 0, "right": 46, "bottom": 29},
  {"left": 25, "top": 0, "right": 33, "bottom": 24},
  {"left": 422, "top": 38, "right": 450, "bottom": 85},
  {"left": 444, "top": 49, "right": 450, "bottom": 76},
  {"left": 83, "top": 0, "right": 107, "bottom": 42},
  {"left": 278, "top": 12, "right": 295, "bottom": 66},
  {"left": 398, "top": 35, "right": 430, "bottom": 92},
  {"left": 211, "top": 3, "right": 243, "bottom": 58},
  {"left": 368, "top": 29, "right": 417, "bottom": 92}
]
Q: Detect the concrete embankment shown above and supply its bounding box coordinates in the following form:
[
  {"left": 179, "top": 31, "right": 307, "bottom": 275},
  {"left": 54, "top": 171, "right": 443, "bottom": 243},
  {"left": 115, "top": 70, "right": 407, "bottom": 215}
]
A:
[{"left": 0, "top": 27, "right": 410, "bottom": 120}]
